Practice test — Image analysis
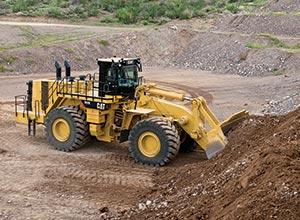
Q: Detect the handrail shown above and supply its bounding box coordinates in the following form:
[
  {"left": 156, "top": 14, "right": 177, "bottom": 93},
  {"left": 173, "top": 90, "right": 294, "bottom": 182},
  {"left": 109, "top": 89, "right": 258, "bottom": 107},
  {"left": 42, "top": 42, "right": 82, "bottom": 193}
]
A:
[
  {"left": 14, "top": 95, "right": 27, "bottom": 117},
  {"left": 34, "top": 100, "right": 40, "bottom": 118}
]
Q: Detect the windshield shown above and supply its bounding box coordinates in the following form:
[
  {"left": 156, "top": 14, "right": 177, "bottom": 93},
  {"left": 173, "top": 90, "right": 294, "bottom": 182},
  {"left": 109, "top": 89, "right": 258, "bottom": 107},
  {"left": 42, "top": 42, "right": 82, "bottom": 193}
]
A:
[{"left": 118, "top": 65, "right": 138, "bottom": 87}]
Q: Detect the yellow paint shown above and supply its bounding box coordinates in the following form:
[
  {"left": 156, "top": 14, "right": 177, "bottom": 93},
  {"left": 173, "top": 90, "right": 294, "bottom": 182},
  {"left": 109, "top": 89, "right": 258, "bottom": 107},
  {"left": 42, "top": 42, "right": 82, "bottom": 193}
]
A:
[
  {"left": 138, "top": 131, "right": 161, "bottom": 157},
  {"left": 51, "top": 118, "right": 70, "bottom": 142},
  {"left": 86, "top": 108, "right": 106, "bottom": 124}
]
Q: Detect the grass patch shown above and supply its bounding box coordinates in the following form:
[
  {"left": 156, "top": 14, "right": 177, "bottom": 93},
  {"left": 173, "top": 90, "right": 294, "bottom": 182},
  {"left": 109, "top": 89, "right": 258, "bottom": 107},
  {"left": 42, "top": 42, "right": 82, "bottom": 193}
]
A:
[
  {"left": 2, "top": 56, "right": 18, "bottom": 64},
  {"left": 246, "top": 34, "right": 300, "bottom": 52},
  {"left": 0, "top": 64, "right": 8, "bottom": 73},
  {"left": 0, "top": 27, "right": 95, "bottom": 52},
  {"left": 65, "top": 48, "right": 75, "bottom": 54},
  {"left": 75, "top": 56, "right": 83, "bottom": 61},
  {"left": 100, "top": 15, "right": 117, "bottom": 23},
  {"left": 3, "top": 0, "right": 268, "bottom": 24},
  {"left": 260, "top": 34, "right": 286, "bottom": 48},
  {"left": 97, "top": 39, "right": 109, "bottom": 47},
  {"left": 25, "top": 57, "right": 35, "bottom": 65},
  {"left": 246, "top": 42, "right": 264, "bottom": 49},
  {"left": 272, "top": 68, "right": 285, "bottom": 76}
]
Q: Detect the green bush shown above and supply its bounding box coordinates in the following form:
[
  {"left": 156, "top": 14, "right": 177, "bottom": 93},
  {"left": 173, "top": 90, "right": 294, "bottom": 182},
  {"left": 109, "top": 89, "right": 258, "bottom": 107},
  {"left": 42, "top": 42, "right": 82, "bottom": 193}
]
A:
[
  {"left": 226, "top": 3, "right": 239, "bottom": 13},
  {"left": 70, "top": 5, "right": 88, "bottom": 18},
  {"left": 11, "top": 0, "right": 37, "bottom": 12},
  {"left": 87, "top": 2, "right": 99, "bottom": 16},
  {"left": 47, "top": 6, "right": 63, "bottom": 18},
  {"left": 165, "top": 0, "right": 188, "bottom": 19},
  {"left": 180, "top": 8, "right": 193, "bottom": 19},
  {"left": 3, "top": 0, "right": 268, "bottom": 24},
  {"left": 140, "top": 2, "right": 162, "bottom": 20},
  {"left": 116, "top": 7, "right": 138, "bottom": 24}
]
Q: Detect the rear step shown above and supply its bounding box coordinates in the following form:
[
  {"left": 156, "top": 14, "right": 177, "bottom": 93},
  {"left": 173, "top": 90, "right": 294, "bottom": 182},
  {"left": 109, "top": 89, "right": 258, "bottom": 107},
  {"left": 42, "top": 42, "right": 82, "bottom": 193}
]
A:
[{"left": 28, "top": 119, "right": 36, "bottom": 136}]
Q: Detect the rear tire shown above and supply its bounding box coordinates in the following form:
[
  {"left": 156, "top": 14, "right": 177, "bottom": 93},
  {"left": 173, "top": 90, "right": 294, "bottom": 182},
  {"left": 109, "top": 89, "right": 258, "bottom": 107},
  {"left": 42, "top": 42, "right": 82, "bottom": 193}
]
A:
[
  {"left": 128, "top": 117, "right": 180, "bottom": 166},
  {"left": 45, "top": 106, "right": 89, "bottom": 152}
]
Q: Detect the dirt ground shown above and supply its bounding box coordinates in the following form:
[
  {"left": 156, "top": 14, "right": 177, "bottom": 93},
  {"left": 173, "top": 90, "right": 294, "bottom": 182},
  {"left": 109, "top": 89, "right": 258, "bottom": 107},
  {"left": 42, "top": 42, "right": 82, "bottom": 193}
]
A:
[
  {"left": 0, "top": 1, "right": 299, "bottom": 218},
  {"left": 0, "top": 66, "right": 299, "bottom": 219}
]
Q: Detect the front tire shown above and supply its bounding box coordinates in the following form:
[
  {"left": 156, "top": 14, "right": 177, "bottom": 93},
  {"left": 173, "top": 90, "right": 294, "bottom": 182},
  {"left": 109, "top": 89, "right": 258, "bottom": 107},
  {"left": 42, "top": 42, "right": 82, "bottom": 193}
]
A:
[
  {"left": 128, "top": 117, "right": 180, "bottom": 166},
  {"left": 45, "top": 106, "right": 89, "bottom": 152}
]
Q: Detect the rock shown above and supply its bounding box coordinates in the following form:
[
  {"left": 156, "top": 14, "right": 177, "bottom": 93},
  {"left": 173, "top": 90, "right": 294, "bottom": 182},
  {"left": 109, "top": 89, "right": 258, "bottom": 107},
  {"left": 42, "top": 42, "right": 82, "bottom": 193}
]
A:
[
  {"left": 170, "top": 25, "right": 178, "bottom": 31},
  {"left": 146, "top": 200, "right": 152, "bottom": 206},
  {"left": 138, "top": 203, "right": 146, "bottom": 211},
  {"left": 99, "top": 206, "right": 109, "bottom": 213}
]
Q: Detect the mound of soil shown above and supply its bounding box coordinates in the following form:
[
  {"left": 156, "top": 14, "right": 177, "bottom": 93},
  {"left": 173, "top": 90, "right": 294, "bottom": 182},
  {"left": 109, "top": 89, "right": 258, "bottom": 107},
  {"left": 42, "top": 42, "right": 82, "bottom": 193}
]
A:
[
  {"left": 124, "top": 108, "right": 300, "bottom": 219},
  {"left": 262, "top": 0, "right": 300, "bottom": 12},
  {"left": 174, "top": 32, "right": 299, "bottom": 76},
  {"left": 215, "top": 15, "right": 300, "bottom": 37}
]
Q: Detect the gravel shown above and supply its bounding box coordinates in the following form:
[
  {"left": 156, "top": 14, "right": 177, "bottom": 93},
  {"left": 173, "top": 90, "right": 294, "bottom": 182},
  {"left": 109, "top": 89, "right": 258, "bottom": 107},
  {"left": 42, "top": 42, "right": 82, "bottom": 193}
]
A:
[
  {"left": 261, "top": 0, "right": 300, "bottom": 12},
  {"left": 214, "top": 15, "right": 300, "bottom": 37},
  {"left": 173, "top": 32, "right": 298, "bottom": 76},
  {"left": 262, "top": 93, "right": 300, "bottom": 115}
]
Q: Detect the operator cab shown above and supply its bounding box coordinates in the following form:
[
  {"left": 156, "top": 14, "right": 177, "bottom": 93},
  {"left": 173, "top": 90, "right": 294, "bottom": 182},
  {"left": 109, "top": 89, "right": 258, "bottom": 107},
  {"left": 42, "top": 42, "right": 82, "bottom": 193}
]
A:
[{"left": 97, "top": 58, "right": 142, "bottom": 97}]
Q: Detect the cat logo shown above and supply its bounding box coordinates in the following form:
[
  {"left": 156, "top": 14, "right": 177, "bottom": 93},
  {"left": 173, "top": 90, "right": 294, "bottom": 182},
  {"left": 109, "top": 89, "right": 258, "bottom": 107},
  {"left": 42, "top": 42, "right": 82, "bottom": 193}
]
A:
[{"left": 97, "top": 103, "right": 106, "bottom": 110}]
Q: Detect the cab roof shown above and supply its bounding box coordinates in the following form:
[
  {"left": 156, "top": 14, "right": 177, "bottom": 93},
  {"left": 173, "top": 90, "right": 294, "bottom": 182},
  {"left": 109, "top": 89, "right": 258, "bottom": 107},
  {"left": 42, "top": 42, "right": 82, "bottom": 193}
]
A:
[{"left": 97, "top": 57, "right": 140, "bottom": 63}]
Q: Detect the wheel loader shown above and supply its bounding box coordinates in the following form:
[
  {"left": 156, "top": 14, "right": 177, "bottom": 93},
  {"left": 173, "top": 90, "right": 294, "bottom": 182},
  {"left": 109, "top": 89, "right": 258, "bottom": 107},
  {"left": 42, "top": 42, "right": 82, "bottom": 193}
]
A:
[{"left": 15, "top": 58, "right": 248, "bottom": 166}]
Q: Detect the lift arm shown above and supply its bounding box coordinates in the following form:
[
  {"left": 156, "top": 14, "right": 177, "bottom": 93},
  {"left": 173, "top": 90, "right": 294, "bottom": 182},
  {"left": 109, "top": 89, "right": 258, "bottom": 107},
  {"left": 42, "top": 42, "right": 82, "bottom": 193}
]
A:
[{"left": 134, "top": 83, "right": 249, "bottom": 159}]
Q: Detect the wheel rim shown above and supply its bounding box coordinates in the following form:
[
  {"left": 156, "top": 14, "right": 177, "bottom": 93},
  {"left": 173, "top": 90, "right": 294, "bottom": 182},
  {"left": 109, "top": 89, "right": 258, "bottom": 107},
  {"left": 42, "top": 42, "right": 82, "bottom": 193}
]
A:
[
  {"left": 52, "top": 118, "right": 70, "bottom": 142},
  {"left": 138, "top": 131, "right": 161, "bottom": 157}
]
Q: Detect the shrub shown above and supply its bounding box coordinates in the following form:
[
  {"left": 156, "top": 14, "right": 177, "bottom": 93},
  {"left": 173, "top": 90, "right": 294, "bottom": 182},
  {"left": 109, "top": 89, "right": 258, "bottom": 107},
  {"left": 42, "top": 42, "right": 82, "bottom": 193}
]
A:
[
  {"left": 100, "top": 15, "right": 116, "bottom": 23},
  {"left": 87, "top": 2, "right": 99, "bottom": 16},
  {"left": 47, "top": 6, "right": 63, "bottom": 18},
  {"left": 165, "top": 0, "right": 188, "bottom": 19},
  {"left": 11, "top": 0, "right": 37, "bottom": 12},
  {"left": 97, "top": 39, "right": 109, "bottom": 47},
  {"left": 0, "top": 64, "right": 7, "bottom": 73},
  {"left": 180, "top": 8, "right": 193, "bottom": 19},
  {"left": 140, "top": 2, "right": 162, "bottom": 20},
  {"left": 70, "top": 5, "right": 87, "bottom": 18},
  {"left": 226, "top": 3, "right": 239, "bottom": 13},
  {"left": 116, "top": 7, "right": 138, "bottom": 24}
]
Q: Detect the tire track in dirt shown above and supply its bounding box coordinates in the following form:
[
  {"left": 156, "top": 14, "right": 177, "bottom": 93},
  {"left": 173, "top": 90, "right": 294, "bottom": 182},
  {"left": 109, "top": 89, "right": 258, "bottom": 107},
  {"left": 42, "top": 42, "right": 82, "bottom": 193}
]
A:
[
  {"left": 44, "top": 166, "right": 154, "bottom": 188},
  {"left": 0, "top": 113, "right": 155, "bottom": 193}
]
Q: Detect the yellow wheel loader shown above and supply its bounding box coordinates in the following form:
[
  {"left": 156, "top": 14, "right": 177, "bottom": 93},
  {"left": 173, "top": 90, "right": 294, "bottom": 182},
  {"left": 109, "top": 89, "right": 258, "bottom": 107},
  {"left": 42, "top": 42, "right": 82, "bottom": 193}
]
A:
[{"left": 15, "top": 58, "right": 248, "bottom": 166}]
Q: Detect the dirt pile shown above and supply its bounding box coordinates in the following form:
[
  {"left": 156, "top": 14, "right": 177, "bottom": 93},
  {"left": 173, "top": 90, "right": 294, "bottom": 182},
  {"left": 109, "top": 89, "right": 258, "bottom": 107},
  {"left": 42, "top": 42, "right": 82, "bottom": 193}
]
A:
[
  {"left": 262, "top": 0, "right": 300, "bottom": 12},
  {"left": 173, "top": 32, "right": 300, "bottom": 76},
  {"left": 122, "top": 108, "right": 300, "bottom": 219},
  {"left": 214, "top": 15, "right": 300, "bottom": 37}
]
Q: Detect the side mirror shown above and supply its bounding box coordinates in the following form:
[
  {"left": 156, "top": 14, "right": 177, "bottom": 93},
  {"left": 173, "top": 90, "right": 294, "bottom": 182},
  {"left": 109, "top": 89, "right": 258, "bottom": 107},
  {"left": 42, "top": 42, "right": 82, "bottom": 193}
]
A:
[{"left": 138, "top": 62, "right": 142, "bottom": 72}]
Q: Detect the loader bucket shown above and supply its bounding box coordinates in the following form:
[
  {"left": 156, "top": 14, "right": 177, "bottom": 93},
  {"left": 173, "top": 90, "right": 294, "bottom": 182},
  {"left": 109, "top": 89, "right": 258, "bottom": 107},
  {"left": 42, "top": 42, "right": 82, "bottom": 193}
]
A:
[
  {"left": 221, "top": 110, "right": 249, "bottom": 135},
  {"left": 198, "top": 137, "right": 226, "bottom": 160}
]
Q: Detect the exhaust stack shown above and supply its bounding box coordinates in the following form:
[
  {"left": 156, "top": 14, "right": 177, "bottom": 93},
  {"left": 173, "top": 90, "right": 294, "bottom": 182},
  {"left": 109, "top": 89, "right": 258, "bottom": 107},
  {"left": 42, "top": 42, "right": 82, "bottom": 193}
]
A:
[
  {"left": 55, "top": 61, "right": 61, "bottom": 80},
  {"left": 64, "top": 60, "right": 71, "bottom": 78}
]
